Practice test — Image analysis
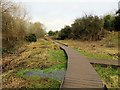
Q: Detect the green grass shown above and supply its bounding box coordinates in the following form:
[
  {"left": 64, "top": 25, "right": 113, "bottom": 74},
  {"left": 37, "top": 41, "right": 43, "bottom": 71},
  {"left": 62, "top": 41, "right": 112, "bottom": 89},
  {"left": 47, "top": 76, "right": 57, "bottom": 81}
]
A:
[
  {"left": 76, "top": 48, "right": 115, "bottom": 60},
  {"left": 15, "top": 49, "right": 67, "bottom": 88},
  {"left": 49, "top": 49, "right": 67, "bottom": 62},
  {"left": 48, "top": 49, "right": 67, "bottom": 71},
  {"left": 43, "top": 64, "right": 66, "bottom": 73},
  {"left": 93, "top": 64, "right": 119, "bottom": 88}
]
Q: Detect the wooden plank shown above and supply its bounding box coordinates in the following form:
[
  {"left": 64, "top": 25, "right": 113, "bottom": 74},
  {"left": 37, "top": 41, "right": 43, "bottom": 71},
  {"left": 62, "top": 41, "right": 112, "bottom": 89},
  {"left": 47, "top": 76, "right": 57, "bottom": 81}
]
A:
[
  {"left": 59, "top": 45, "right": 105, "bottom": 89},
  {"left": 89, "top": 59, "right": 119, "bottom": 67}
]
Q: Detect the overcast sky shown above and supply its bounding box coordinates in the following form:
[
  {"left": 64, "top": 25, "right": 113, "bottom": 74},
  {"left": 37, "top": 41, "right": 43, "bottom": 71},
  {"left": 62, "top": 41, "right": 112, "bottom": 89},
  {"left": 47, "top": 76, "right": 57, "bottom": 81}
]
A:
[{"left": 15, "top": 0, "right": 119, "bottom": 32}]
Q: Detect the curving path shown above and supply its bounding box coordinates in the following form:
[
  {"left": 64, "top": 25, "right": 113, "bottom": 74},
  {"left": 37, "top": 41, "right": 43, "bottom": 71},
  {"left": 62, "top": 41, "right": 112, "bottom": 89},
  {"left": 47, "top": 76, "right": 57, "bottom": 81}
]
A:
[{"left": 59, "top": 44, "right": 106, "bottom": 89}]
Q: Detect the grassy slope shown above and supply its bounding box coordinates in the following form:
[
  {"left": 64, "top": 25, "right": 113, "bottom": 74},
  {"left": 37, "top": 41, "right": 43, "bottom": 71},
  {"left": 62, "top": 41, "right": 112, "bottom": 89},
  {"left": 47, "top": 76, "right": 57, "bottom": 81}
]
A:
[{"left": 2, "top": 39, "right": 67, "bottom": 88}]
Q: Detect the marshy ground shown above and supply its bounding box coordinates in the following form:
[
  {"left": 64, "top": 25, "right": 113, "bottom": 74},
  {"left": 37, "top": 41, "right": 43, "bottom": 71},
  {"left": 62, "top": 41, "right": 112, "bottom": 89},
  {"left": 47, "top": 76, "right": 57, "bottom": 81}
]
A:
[
  {"left": 2, "top": 39, "right": 67, "bottom": 89},
  {"left": 2, "top": 32, "right": 119, "bottom": 88}
]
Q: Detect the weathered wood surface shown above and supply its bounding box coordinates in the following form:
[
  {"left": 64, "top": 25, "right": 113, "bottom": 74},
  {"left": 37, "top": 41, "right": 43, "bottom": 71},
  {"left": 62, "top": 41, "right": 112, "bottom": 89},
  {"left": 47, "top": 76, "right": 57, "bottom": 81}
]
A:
[
  {"left": 60, "top": 45, "right": 105, "bottom": 88},
  {"left": 89, "top": 59, "right": 119, "bottom": 68}
]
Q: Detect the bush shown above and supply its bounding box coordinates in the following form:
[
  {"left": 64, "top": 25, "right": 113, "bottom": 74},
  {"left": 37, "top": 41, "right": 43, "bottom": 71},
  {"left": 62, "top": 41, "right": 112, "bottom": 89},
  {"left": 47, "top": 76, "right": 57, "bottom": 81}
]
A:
[
  {"left": 48, "top": 30, "right": 55, "bottom": 36},
  {"left": 114, "top": 16, "right": 120, "bottom": 31},
  {"left": 58, "top": 26, "right": 71, "bottom": 40},
  {"left": 58, "top": 15, "right": 105, "bottom": 41},
  {"left": 25, "top": 34, "right": 37, "bottom": 42}
]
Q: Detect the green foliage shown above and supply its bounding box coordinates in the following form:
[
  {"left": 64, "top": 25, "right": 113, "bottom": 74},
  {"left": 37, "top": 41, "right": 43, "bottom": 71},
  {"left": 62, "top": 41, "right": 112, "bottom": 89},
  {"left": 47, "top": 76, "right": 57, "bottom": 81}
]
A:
[
  {"left": 103, "top": 15, "right": 115, "bottom": 31},
  {"left": 57, "top": 14, "right": 119, "bottom": 41},
  {"left": 48, "top": 30, "right": 55, "bottom": 36},
  {"left": 25, "top": 34, "right": 37, "bottom": 42},
  {"left": 52, "top": 31, "right": 59, "bottom": 39},
  {"left": 72, "top": 15, "right": 104, "bottom": 40},
  {"left": 58, "top": 15, "right": 105, "bottom": 41},
  {"left": 104, "top": 15, "right": 111, "bottom": 30},
  {"left": 58, "top": 26, "right": 71, "bottom": 40},
  {"left": 103, "top": 14, "right": 120, "bottom": 31},
  {"left": 114, "top": 15, "right": 120, "bottom": 31}
]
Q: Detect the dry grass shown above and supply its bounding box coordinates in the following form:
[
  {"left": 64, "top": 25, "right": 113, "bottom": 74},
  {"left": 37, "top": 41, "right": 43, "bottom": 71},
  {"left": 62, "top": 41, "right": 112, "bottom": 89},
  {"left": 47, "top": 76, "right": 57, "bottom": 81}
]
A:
[
  {"left": 2, "top": 39, "right": 65, "bottom": 88},
  {"left": 59, "top": 32, "right": 118, "bottom": 60}
]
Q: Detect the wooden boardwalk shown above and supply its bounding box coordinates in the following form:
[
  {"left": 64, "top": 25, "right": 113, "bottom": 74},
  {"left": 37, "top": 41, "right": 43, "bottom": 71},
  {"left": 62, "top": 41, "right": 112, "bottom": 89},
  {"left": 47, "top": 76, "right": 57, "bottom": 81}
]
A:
[
  {"left": 89, "top": 59, "right": 119, "bottom": 68},
  {"left": 60, "top": 45, "right": 105, "bottom": 89}
]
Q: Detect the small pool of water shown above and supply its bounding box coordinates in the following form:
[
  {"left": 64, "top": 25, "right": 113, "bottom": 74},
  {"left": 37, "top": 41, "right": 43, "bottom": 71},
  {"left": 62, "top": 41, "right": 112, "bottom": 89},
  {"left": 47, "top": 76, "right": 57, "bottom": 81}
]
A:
[{"left": 24, "top": 69, "right": 66, "bottom": 80}]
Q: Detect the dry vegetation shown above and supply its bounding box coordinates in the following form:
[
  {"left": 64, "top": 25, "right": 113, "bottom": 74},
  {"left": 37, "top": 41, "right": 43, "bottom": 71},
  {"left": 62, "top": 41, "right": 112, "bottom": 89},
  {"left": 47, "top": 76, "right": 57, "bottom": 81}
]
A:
[
  {"left": 2, "top": 39, "right": 66, "bottom": 88},
  {"left": 59, "top": 32, "right": 118, "bottom": 60},
  {"left": 1, "top": 0, "right": 45, "bottom": 51}
]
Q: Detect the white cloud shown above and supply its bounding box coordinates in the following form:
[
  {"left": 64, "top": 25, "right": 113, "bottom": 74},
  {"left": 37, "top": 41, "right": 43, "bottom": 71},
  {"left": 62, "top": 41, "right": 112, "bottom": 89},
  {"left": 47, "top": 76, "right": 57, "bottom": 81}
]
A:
[{"left": 32, "top": 18, "right": 73, "bottom": 32}]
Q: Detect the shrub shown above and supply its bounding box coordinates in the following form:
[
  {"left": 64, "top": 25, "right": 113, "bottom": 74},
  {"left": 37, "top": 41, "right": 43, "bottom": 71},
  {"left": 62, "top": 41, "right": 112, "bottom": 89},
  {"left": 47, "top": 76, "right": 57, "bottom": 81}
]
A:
[
  {"left": 58, "top": 15, "right": 105, "bottom": 41},
  {"left": 114, "top": 16, "right": 120, "bottom": 31},
  {"left": 25, "top": 34, "right": 37, "bottom": 42}
]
